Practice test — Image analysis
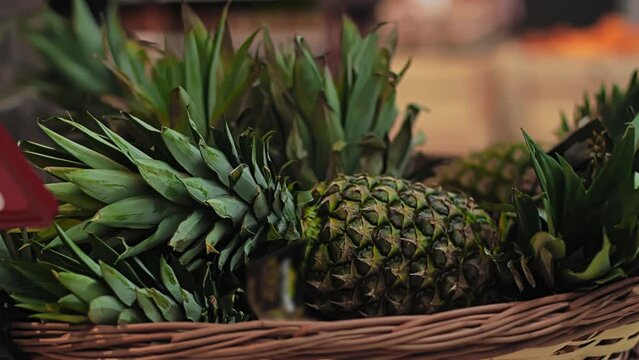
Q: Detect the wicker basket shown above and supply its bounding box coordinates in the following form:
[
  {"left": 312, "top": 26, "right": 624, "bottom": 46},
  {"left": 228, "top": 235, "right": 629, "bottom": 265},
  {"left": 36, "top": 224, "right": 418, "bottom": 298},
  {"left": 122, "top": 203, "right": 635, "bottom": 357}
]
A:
[{"left": 10, "top": 276, "right": 639, "bottom": 360}]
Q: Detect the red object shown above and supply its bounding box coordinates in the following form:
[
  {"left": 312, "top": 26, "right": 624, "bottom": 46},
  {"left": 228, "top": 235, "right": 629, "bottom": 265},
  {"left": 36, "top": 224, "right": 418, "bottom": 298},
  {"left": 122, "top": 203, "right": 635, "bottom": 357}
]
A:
[{"left": 0, "top": 124, "right": 57, "bottom": 229}]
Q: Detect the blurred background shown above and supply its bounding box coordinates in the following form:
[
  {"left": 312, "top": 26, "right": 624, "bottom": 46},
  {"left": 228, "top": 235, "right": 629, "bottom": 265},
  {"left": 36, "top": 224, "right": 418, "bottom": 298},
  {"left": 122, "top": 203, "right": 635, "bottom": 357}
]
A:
[{"left": 2, "top": 0, "right": 639, "bottom": 156}]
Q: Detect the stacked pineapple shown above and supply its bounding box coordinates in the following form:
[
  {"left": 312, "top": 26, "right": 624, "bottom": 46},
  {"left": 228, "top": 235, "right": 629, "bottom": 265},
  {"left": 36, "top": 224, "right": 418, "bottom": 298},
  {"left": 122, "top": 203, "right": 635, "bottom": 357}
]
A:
[
  {"left": 3, "top": 2, "right": 496, "bottom": 324},
  {"left": 3, "top": 0, "right": 639, "bottom": 327},
  {"left": 3, "top": 113, "right": 497, "bottom": 321}
]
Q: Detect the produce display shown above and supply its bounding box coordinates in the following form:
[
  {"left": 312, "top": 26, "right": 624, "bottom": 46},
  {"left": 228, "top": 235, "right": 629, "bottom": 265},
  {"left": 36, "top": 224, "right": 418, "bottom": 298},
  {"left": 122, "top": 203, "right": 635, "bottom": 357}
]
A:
[{"left": 3, "top": 0, "right": 639, "bottom": 346}]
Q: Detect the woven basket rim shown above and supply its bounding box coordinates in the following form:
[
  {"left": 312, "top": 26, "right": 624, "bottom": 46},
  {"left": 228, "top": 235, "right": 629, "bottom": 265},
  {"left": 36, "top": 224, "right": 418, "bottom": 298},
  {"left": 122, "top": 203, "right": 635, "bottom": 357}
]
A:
[{"left": 11, "top": 276, "right": 639, "bottom": 360}]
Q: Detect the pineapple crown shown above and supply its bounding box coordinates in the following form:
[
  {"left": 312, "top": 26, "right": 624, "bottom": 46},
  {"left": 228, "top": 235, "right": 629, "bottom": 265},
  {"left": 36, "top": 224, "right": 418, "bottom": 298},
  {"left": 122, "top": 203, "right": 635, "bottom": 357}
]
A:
[
  {"left": 3, "top": 112, "right": 315, "bottom": 324},
  {"left": 557, "top": 70, "right": 639, "bottom": 142},
  {"left": 29, "top": 0, "right": 260, "bottom": 134},
  {"left": 497, "top": 119, "right": 639, "bottom": 294},
  {"left": 25, "top": 0, "right": 123, "bottom": 115},
  {"left": 102, "top": 3, "right": 259, "bottom": 135},
  {"left": 1, "top": 224, "right": 250, "bottom": 324},
  {"left": 259, "top": 18, "right": 424, "bottom": 187},
  {"left": 29, "top": 0, "right": 424, "bottom": 188}
]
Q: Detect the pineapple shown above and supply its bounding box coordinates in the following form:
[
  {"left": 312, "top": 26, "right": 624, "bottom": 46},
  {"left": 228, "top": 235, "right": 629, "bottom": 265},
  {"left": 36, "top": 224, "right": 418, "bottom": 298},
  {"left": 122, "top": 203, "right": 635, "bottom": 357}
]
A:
[
  {"left": 304, "top": 175, "right": 497, "bottom": 318},
  {"left": 1, "top": 115, "right": 498, "bottom": 323},
  {"left": 429, "top": 143, "right": 531, "bottom": 204}
]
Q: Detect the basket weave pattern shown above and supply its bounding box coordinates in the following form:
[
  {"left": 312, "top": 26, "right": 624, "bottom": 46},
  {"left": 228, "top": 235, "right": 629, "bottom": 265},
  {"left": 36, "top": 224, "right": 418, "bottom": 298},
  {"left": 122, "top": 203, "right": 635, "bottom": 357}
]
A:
[{"left": 11, "top": 276, "right": 639, "bottom": 360}]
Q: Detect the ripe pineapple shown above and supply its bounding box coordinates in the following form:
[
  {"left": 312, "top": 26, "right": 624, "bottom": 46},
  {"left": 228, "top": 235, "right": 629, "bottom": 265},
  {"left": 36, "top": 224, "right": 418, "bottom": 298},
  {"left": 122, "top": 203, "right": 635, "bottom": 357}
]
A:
[
  {"left": 2, "top": 115, "right": 498, "bottom": 323},
  {"left": 429, "top": 143, "right": 531, "bottom": 204},
  {"left": 304, "top": 175, "right": 497, "bottom": 318}
]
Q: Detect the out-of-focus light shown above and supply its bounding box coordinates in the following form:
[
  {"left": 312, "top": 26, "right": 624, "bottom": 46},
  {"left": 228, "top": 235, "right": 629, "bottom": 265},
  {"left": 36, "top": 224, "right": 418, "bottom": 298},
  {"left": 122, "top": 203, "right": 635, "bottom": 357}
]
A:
[{"left": 417, "top": 0, "right": 452, "bottom": 13}]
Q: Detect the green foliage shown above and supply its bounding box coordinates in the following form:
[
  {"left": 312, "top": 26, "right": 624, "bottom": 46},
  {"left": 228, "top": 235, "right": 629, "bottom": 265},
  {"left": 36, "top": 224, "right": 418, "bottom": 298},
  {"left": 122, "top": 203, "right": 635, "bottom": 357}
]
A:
[
  {"left": 1, "top": 221, "right": 251, "bottom": 324},
  {"left": 557, "top": 71, "right": 639, "bottom": 143},
  {"left": 102, "top": 4, "right": 260, "bottom": 140},
  {"left": 4, "top": 110, "right": 307, "bottom": 323},
  {"left": 26, "top": 0, "right": 124, "bottom": 115},
  {"left": 259, "top": 20, "right": 424, "bottom": 187},
  {"left": 499, "top": 121, "right": 639, "bottom": 293},
  {"left": 29, "top": 1, "right": 423, "bottom": 188}
]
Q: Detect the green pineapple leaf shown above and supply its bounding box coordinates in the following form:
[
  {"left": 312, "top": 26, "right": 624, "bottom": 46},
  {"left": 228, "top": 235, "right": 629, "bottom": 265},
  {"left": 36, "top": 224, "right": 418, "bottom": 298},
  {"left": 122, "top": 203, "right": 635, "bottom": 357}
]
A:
[
  {"left": 88, "top": 295, "right": 126, "bottom": 324},
  {"left": 58, "top": 294, "right": 88, "bottom": 314}
]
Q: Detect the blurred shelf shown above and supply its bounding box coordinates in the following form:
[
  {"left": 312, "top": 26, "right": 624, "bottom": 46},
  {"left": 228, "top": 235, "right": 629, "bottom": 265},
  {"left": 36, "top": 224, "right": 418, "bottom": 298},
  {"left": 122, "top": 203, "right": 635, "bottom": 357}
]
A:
[{"left": 393, "top": 43, "right": 639, "bottom": 156}]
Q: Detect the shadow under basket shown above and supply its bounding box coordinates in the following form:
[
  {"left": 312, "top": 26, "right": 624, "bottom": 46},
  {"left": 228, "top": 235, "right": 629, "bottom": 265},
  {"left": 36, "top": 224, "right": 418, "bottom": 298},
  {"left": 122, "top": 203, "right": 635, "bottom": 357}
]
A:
[{"left": 10, "top": 276, "right": 639, "bottom": 360}]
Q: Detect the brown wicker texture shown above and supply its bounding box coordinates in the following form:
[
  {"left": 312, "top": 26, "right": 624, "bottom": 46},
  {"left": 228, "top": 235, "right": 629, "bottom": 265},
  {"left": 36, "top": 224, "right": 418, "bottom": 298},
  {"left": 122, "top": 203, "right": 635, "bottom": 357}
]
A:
[{"left": 11, "top": 276, "right": 639, "bottom": 360}]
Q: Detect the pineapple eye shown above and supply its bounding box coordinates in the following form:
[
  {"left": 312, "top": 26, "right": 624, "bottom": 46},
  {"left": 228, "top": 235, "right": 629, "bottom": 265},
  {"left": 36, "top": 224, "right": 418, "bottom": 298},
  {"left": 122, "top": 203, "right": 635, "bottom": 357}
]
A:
[
  {"left": 332, "top": 290, "right": 357, "bottom": 311},
  {"left": 363, "top": 301, "right": 382, "bottom": 317},
  {"left": 329, "top": 264, "right": 351, "bottom": 289},
  {"left": 409, "top": 258, "right": 427, "bottom": 289},
  {"left": 401, "top": 237, "right": 417, "bottom": 258},
  {"left": 431, "top": 239, "right": 448, "bottom": 268},
  {"left": 400, "top": 191, "right": 417, "bottom": 207},
  {"left": 440, "top": 270, "right": 460, "bottom": 300},
  {"left": 416, "top": 209, "right": 435, "bottom": 237},
  {"left": 400, "top": 228, "right": 417, "bottom": 258},
  {"left": 372, "top": 189, "right": 389, "bottom": 202},
  {"left": 327, "top": 236, "right": 350, "bottom": 263},
  {"left": 331, "top": 202, "right": 348, "bottom": 220},
  {"left": 355, "top": 246, "right": 374, "bottom": 275},
  {"left": 382, "top": 256, "right": 404, "bottom": 285},
  {"left": 448, "top": 217, "right": 468, "bottom": 248},
  {"left": 386, "top": 286, "right": 409, "bottom": 314},
  {"left": 361, "top": 199, "right": 381, "bottom": 225},
  {"left": 427, "top": 195, "right": 450, "bottom": 216},
  {"left": 320, "top": 217, "right": 344, "bottom": 242},
  {"left": 325, "top": 183, "right": 341, "bottom": 195},
  {"left": 362, "top": 275, "right": 381, "bottom": 301},
  {"left": 345, "top": 227, "right": 363, "bottom": 247},
  {"left": 414, "top": 288, "right": 436, "bottom": 313},
  {"left": 375, "top": 226, "right": 394, "bottom": 256},
  {"left": 463, "top": 261, "right": 481, "bottom": 286},
  {"left": 413, "top": 182, "right": 427, "bottom": 192},
  {"left": 342, "top": 187, "right": 362, "bottom": 201}
]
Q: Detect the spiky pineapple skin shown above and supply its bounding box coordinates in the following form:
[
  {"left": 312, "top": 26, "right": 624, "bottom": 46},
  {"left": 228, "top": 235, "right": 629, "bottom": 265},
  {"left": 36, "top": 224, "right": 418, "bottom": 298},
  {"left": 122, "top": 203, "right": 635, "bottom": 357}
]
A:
[
  {"left": 303, "top": 175, "right": 498, "bottom": 319},
  {"left": 431, "top": 143, "right": 531, "bottom": 204}
]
